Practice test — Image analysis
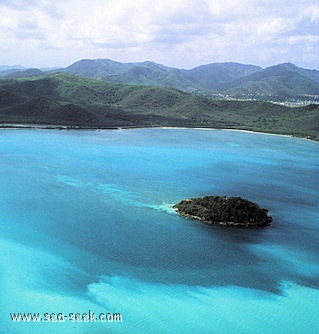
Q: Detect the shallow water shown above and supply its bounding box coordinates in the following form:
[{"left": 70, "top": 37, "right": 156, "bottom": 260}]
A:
[{"left": 0, "top": 128, "right": 318, "bottom": 333}]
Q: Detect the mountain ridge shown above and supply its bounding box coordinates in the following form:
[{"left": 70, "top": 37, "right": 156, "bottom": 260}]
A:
[{"left": 2, "top": 59, "right": 318, "bottom": 101}]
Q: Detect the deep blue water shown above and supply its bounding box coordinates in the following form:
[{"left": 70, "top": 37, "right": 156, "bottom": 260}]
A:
[{"left": 0, "top": 128, "right": 318, "bottom": 333}]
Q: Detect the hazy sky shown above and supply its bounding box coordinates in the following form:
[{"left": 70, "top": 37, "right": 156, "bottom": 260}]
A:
[{"left": 0, "top": 0, "right": 318, "bottom": 69}]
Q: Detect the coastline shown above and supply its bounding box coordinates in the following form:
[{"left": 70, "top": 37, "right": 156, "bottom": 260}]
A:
[
  {"left": 174, "top": 209, "right": 271, "bottom": 228},
  {"left": 162, "top": 126, "right": 297, "bottom": 140},
  {"left": 0, "top": 123, "right": 317, "bottom": 142},
  {"left": 0, "top": 123, "right": 120, "bottom": 130}
]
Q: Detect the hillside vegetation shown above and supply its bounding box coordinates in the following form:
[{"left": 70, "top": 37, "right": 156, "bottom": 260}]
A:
[
  {"left": 61, "top": 60, "right": 319, "bottom": 100},
  {"left": 2, "top": 59, "right": 318, "bottom": 101},
  {"left": 0, "top": 73, "right": 318, "bottom": 140}
]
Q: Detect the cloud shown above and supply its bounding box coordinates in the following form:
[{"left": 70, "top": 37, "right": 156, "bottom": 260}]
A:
[{"left": 0, "top": 0, "right": 318, "bottom": 69}]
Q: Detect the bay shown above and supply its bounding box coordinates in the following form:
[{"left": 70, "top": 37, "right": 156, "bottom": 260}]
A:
[{"left": 0, "top": 128, "right": 318, "bottom": 333}]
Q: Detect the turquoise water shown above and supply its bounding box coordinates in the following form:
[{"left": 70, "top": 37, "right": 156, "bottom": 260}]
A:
[{"left": 0, "top": 128, "right": 318, "bottom": 333}]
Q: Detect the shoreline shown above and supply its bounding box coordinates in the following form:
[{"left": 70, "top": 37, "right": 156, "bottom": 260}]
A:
[
  {"left": 175, "top": 209, "right": 271, "bottom": 228},
  {"left": 161, "top": 126, "right": 297, "bottom": 140},
  {"left": 0, "top": 123, "right": 317, "bottom": 142}
]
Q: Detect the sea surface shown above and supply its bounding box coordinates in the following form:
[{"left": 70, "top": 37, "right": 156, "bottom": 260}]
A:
[{"left": 0, "top": 128, "right": 318, "bottom": 334}]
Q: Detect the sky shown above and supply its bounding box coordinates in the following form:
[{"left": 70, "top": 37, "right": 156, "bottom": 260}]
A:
[{"left": 0, "top": 0, "right": 318, "bottom": 70}]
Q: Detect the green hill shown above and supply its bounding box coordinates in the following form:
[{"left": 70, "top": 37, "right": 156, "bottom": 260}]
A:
[
  {"left": 3, "top": 59, "right": 319, "bottom": 101},
  {"left": 185, "top": 62, "right": 261, "bottom": 90},
  {"left": 4, "top": 68, "right": 45, "bottom": 79},
  {"left": 223, "top": 63, "right": 319, "bottom": 98},
  {"left": 61, "top": 59, "right": 319, "bottom": 99},
  {"left": 63, "top": 58, "right": 133, "bottom": 77},
  {"left": 62, "top": 59, "right": 263, "bottom": 92},
  {"left": 63, "top": 59, "right": 197, "bottom": 90},
  {"left": 0, "top": 73, "right": 318, "bottom": 140}
]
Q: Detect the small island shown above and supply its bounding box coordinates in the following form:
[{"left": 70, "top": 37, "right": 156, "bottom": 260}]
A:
[{"left": 173, "top": 196, "right": 272, "bottom": 228}]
